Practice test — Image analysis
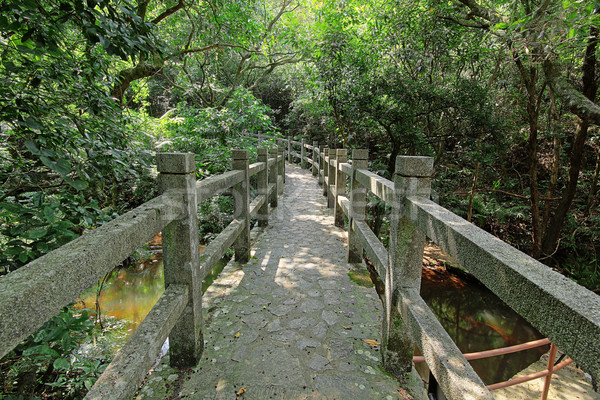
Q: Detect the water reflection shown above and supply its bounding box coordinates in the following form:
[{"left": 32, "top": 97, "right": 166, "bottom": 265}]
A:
[
  {"left": 418, "top": 266, "right": 548, "bottom": 385},
  {"left": 77, "top": 238, "right": 227, "bottom": 347}
]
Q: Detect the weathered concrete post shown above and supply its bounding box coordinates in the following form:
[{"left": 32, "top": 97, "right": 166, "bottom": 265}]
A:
[
  {"left": 327, "top": 149, "right": 337, "bottom": 209},
  {"left": 347, "top": 149, "right": 368, "bottom": 263},
  {"left": 269, "top": 147, "right": 278, "bottom": 208},
  {"left": 312, "top": 141, "right": 319, "bottom": 177},
  {"left": 278, "top": 147, "right": 285, "bottom": 194},
  {"left": 382, "top": 155, "right": 433, "bottom": 377},
  {"left": 301, "top": 139, "right": 306, "bottom": 169},
  {"left": 322, "top": 148, "right": 329, "bottom": 196},
  {"left": 257, "top": 148, "right": 269, "bottom": 227},
  {"left": 232, "top": 150, "right": 250, "bottom": 263},
  {"left": 334, "top": 149, "right": 347, "bottom": 227},
  {"left": 157, "top": 152, "right": 203, "bottom": 368},
  {"left": 287, "top": 136, "right": 292, "bottom": 163}
]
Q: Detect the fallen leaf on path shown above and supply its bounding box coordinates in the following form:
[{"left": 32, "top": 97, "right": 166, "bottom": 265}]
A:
[
  {"left": 363, "top": 339, "right": 380, "bottom": 347},
  {"left": 236, "top": 387, "right": 246, "bottom": 399}
]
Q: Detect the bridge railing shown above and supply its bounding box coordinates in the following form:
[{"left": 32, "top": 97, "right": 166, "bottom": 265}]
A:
[
  {"left": 0, "top": 147, "right": 285, "bottom": 400},
  {"left": 281, "top": 140, "right": 600, "bottom": 400}
]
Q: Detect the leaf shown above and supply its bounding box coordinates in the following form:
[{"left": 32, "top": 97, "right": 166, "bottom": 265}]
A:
[
  {"left": 363, "top": 339, "right": 380, "bottom": 347},
  {"left": 236, "top": 387, "right": 246, "bottom": 399},
  {"left": 23, "top": 116, "right": 44, "bottom": 131},
  {"left": 64, "top": 177, "right": 89, "bottom": 191},
  {"left": 24, "top": 227, "right": 49, "bottom": 240},
  {"left": 22, "top": 344, "right": 59, "bottom": 358},
  {"left": 53, "top": 357, "right": 70, "bottom": 370},
  {"left": 24, "top": 140, "right": 40, "bottom": 155}
]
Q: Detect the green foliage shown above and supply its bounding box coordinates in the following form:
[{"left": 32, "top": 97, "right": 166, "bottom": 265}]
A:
[
  {"left": 1, "top": 307, "right": 107, "bottom": 399},
  {"left": 0, "top": 196, "right": 116, "bottom": 274},
  {"left": 198, "top": 196, "right": 234, "bottom": 245},
  {"left": 162, "top": 89, "right": 279, "bottom": 144}
]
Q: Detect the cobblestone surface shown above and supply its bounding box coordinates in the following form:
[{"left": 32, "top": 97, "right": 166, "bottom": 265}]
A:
[{"left": 136, "top": 163, "right": 423, "bottom": 400}]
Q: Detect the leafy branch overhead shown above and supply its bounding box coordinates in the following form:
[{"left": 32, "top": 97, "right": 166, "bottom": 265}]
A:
[
  {"left": 447, "top": 0, "right": 600, "bottom": 125},
  {"left": 111, "top": 0, "right": 305, "bottom": 106}
]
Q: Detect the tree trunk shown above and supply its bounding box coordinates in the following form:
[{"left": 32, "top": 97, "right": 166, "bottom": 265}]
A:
[
  {"left": 467, "top": 160, "right": 480, "bottom": 222},
  {"left": 584, "top": 151, "right": 600, "bottom": 217},
  {"left": 541, "top": 25, "right": 598, "bottom": 257},
  {"left": 111, "top": 54, "right": 163, "bottom": 103},
  {"left": 541, "top": 121, "right": 590, "bottom": 256},
  {"left": 527, "top": 103, "right": 543, "bottom": 258},
  {"left": 542, "top": 90, "right": 562, "bottom": 233}
]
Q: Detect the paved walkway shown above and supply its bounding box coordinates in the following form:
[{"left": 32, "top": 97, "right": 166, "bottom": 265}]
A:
[{"left": 137, "top": 163, "right": 422, "bottom": 400}]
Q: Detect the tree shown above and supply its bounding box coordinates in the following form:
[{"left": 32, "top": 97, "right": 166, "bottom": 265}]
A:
[{"left": 436, "top": 0, "right": 600, "bottom": 258}]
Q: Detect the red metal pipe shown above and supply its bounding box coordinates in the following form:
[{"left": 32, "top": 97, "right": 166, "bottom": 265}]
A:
[
  {"left": 541, "top": 344, "right": 558, "bottom": 400},
  {"left": 486, "top": 358, "right": 573, "bottom": 391},
  {"left": 412, "top": 338, "right": 551, "bottom": 363}
]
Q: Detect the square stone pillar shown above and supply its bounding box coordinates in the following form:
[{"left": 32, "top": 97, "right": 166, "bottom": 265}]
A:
[
  {"left": 334, "top": 149, "right": 347, "bottom": 227},
  {"left": 301, "top": 139, "right": 306, "bottom": 169},
  {"left": 278, "top": 147, "right": 285, "bottom": 194},
  {"left": 327, "top": 150, "right": 337, "bottom": 209},
  {"left": 312, "top": 141, "right": 319, "bottom": 176},
  {"left": 157, "top": 152, "right": 203, "bottom": 368},
  {"left": 232, "top": 150, "right": 250, "bottom": 263},
  {"left": 347, "top": 149, "right": 368, "bottom": 263},
  {"left": 322, "top": 148, "right": 329, "bottom": 196},
  {"left": 269, "top": 147, "right": 278, "bottom": 208},
  {"left": 382, "top": 155, "right": 433, "bottom": 377},
  {"left": 257, "top": 148, "right": 269, "bottom": 227}
]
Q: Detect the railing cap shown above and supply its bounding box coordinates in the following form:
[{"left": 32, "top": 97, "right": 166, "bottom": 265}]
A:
[
  {"left": 395, "top": 156, "right": 433, "bottom": 178},
  {"left": 232, "top": 149, "right": 249, "bottom": 160},
  {"left": 157, "top": 152, "right": 195, "bottom": 174},
  {"left": 352, "top": 149, "right": 368, "bottom": 160}
]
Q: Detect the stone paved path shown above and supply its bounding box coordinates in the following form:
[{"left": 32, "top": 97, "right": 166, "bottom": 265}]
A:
[{"left": 137, "top": 163, "right": 420, "bottom": 400}]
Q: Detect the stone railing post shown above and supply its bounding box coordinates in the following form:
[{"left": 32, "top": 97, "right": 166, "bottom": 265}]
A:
[
  {"left": 278, "top": 147, "right": 285, "bottom": 194},
  {"left": 232, "top": 150, "right": 250, "bottom": 263},
  {"left": 269, "top": 147, "right": 278, "bottom": 208},
  {"left": 382, "top": 155, "right": 433, "bottom": 377},
  {"left": 312, "top": 141, "right": 319, "bottom": 176},
  {"left": 347, "top": 149, "right": 368, "bottom": 263},
  {"left": 334, "top": 149, "right": 347, "bottom": 227},
  {"left": 301, "top": 139, "right": 306, "bottom": 169},
  {"left": 327, "top": 149, "right": 337, "bottom": 208},
  {"left": 287, "top": 136, "right": 292, "bottom": 163},
  {"left": 157, "top": 152, "right": 203, "bottom": 368},
  {"left": 257, "top": 148, "right": 269, "bottom": 227},
  {"left": 322, "top": 148, "right": 329, "bottom": 196}
]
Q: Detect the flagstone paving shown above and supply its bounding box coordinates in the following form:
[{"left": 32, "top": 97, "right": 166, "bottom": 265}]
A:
[{"left": 136, "top": 163, "right": 426, "bottom": 400}]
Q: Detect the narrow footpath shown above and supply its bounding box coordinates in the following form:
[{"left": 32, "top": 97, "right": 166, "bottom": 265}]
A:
[{"left": 137, "top": 163, "right": 424, "bottom": 400}]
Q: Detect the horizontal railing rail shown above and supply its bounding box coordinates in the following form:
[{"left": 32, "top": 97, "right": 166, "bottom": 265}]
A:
[
  {"left": 0, "top": 146, "right": 286, "bottom": 400},
  {"left": 285, "top": 143, "right": 600, "bottom": 400},
  {"left": 0, "top": 191, "right": 184, "bottom": 359}
]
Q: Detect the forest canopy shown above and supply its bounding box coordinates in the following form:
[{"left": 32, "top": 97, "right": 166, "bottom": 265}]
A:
[
  {"left": 1, "top": 0, "right": 599, "bottom": 284},
  {"left": 1, "top": 0, "right": 599, "bottom": 278}
]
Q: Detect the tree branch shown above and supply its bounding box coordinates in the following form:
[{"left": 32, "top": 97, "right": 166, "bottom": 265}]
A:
[
  {"left": 152, "top": 0, "right": 186, "bottom": 25},
  {"left": 543, "top": 59, "right": 600, "bottom": 126}
]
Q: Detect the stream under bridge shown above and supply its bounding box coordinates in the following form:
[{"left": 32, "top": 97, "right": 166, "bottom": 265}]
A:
[{"left": 1, "top": 135, "right": 599, "bottom": 400}]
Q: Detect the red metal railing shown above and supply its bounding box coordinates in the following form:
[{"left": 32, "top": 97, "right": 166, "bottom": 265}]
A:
[{"left": 413, "top": 339, "right": 574, "bottom": 400}]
